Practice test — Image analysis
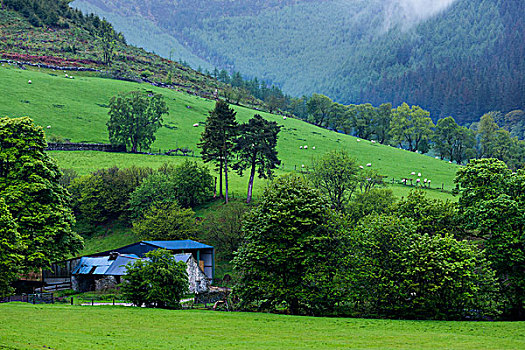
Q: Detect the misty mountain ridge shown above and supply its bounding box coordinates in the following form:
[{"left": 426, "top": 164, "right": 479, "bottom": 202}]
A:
[{"left": 72, "top": 0, "right": 524, "bottom": 124}]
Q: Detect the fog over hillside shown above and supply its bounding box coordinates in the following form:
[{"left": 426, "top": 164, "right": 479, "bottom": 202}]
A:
[{"left": 382, "top": 0, "right": 458, "bottom": 30}]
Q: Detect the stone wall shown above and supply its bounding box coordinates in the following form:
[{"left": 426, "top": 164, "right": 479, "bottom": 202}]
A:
[
  {"left": 186, "top": 257, "right": 210, "bottom": 293},
  {"left": 46, "top": 142, "right": 126, "bottom": 152}
]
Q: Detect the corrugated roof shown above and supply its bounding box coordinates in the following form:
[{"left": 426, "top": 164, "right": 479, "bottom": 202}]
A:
[
  {"left": 72, "top": 253, "right": 192, "bottom": 276},
  {"left": 144, "top": 240, "right": 213, "bottom": 250}
]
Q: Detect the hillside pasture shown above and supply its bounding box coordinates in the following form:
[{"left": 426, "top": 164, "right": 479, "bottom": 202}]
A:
[
  {"left": 0, "top": 304, "right": 524, "bottom": 349},
  {"left": 0, "top": 65, "right": 459, "bottom": 199}
]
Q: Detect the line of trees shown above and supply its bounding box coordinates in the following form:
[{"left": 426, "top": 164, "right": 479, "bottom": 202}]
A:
[
  {"left": 232, "top": 155, "right": 525, "bottom": 320},
  {"left": 198, "top": 100, "right": 281, "bottom": 204}
]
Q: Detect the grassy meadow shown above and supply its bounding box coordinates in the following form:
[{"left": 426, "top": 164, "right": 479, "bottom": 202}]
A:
[
  {"left": 1, "top": 303, "right": 524, "bottom": 349},
  {"left": 0, "top": 64, "right": 460, "bottom": 198}
]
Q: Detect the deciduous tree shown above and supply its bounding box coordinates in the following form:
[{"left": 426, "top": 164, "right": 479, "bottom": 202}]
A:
[
  {"left": 0, "top": 117, "right": 83, "bottom": 271},
  {"left": 107, "top": 91, "right": 168, "bottom": 153}
]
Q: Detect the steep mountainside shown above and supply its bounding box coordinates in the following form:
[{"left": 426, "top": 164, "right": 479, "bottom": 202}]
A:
[{"left": 73, "top": 0, "right": 524, "bottom": 124}]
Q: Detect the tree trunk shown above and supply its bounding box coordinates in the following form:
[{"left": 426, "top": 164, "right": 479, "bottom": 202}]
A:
[
  {"left": 219, "top": 160, "right": 223, "bottom": 198},
  {"left": 224, "top": 157, "right": 229, "bottom": 204},
  {"left": 246, "top": 161, "right": 256, "bottom": 204}
]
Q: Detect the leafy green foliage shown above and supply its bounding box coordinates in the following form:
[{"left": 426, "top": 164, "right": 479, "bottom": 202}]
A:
[
  {"left": 390, "top": 103, "right": 434, "bottom": 153},
  {"left": 454, "top": 158, "right": 525, "bottom": 319},
  {"left": 0, "top": 198, "right": 23, "bottom": 298},
  {"left": 107, "top": 91, "right": 168, "bottom": 153},
  {"left": 233, "top": 114, "right": 281, "bottom": 203},
  {"left": 233, "top": 175, "right": 342, "bottom": 315},
  {"left": 200, "top": 201, "right": 249, "bottom": 262},
  {"left": 121, "top": 249, "right": 188, "bottom": 308},
  {"left": 396, "top": 190, "right": 462, "bottom": 237},
  {"left": 0, "top": 117, "right": 83, "bottom": 271},
  {"left": 345, "top": 215, "right": 497, "bottom": 320},
  {"left": 132, "top": 202, "right": 198, "bottom": 241},
  {"left": 309, "top": 150, "right": 358, "bottom": 212},
  {"left": 69, "top": 166, "right": 153, "bottom": 225}
]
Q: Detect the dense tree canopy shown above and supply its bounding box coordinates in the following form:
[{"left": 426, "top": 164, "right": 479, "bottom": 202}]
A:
[
  {"left": 233, "top": 175, "right": 342, "bottom": 315},
  {"left": 0, "top": 117, "right": 83, "bottom": 272}
]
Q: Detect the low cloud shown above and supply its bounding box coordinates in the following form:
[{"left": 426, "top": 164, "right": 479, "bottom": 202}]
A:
[{"left": 383, "top": 0, "right": 458, "bottom": 30}]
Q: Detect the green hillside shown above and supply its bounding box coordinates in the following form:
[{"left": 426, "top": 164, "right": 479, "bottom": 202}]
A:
[
  {"left": 73, "top": 0, "right": 525, "bottom": 123},
  {"left": 0, "top": 64, "right": 460, "bottom": 199}
]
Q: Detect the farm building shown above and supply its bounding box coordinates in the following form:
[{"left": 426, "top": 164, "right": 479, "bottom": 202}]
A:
[
  {"left": 42, "top": 240, "right": 215, "bottom": 293},
  {"left": 71, "top": 252, "right": 210, "bottom": 293}
]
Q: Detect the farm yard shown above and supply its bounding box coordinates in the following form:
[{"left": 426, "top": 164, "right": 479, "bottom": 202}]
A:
[{"left": 1, "top": 303, "right": 524, "bottom": 349}]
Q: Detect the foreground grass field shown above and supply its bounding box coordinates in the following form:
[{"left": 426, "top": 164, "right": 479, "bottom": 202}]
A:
[
  {"left": 0, "top": 304, "right": 524, "bottom": 349},
  {"left": 0, "top": 65, "right": 460, "bottom": 196}
]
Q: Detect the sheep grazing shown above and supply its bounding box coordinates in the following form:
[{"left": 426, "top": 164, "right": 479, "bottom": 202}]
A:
[
  {"left": 411, "top": 172, "right": 416, "bottom": 175},
  {"left": 356, "top": 139, "right": 361, "bottom": 142},
  {"left": 304, "top": 145, "right": 308, "bottom": 149},
  {"left": 28, "top": 80, "right": 32, "bottom": 84},
  {"left": 300, "top": 146, "right": 303, "bottom": 149},
  {"left": 418, "top": 172, "right": 422, "bottom": 177},
  {"left": 46, "top": 125, "right": 51, "bottom": 129},
  {"left": 359, "top": 165, "right": 364, "bottom": 169},
  {"left": 301, "top": 164, "right": 305, "bottom": 168},
  {"left": 428, "top": 180, "right": 431, "bottom": 184},
  {"left": 449, "top": 161, "right": 452, "bottom": 164},
  {"left": 69, "top": 76, "right": 74, "bottom": 79},
  {"left": 283, "top": 116, "right": 287, "bottom": 120},
  {"left": 371, "top": 140, "right": 376, "bottom": 143},
  {"left": 424, "top": 179, "right": 428, "bottom": 183},
  {"left": 312, "top": 146, "right": 316, "bottom": 150},
  {"left": 416, "top": 178, "right": 421, "bottom": 183},
  {"left": 65, "top": 74, "right": 68, "bottom": 78},
  {"left": 435, "top": 156, "right": 439, "bottom": 159},
  {"left": 193, "top": 123, "right": 199, "bottom": 127},
  {"left": 366, "top": 163, "right": 372, "bottom": 167}
]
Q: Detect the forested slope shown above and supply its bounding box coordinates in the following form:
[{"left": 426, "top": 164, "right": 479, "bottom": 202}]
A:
[{"left": 73, "top": 0, "right": 524, "bottom": 124}]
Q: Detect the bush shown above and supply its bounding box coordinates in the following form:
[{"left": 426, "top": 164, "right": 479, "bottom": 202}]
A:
[{"left": 121, "top": 249, "right": 188, "bottom": 308}]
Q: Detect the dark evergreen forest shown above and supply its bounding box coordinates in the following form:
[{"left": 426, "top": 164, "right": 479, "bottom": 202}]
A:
[{"left": 73, "top": 0, "right": 524, "bottom": 124}]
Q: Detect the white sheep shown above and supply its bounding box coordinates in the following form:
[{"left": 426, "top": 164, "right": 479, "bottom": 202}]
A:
[
  {"left": 193, "top": 123, "right": 199, "bottom": 127},
  {"left": 312, "top": 146, "right": 316, "bottom": 150},
  {"left": 411, "top": 172, "right": 416, "bottom": 175},
  {"left": 416, "top": 178, "right": 421, "bottom": 183},
  {"left": 418, "top": 172, "right": 422, "bottom": 177},
  {"left": 46, "top": 125, "right": 51, "bottom": 129},
  {"left": 28, "top": 80, "right": 32, "bottom": 84},
  {"left": 435, "top": 156, "right": 439, "bottom": 159},
  {"left": 300, "top": 146, "right": 303, "bottom": 149},
  {"left": 371, "top": 140, "right": 376, "bottom": 143},
  {"left": 65, "top": 73, "right": 68, "bottom": 77},
  {"left": 69, "top": 76, "right": 74, "bottom": 79},
  {"left": 356, "top": 139, "right": 361, "bottom": 142},
  {"left": 283, "top": 116, "right": 287, "bottom": 120},
  {"left": 424, "top": 179, "right": 427, "bottom": 183},
  {"left": 304, "top": 145, "right": 308, "bottom": 149},
  {"left": 449, "top": 161, "right": 452, "bottom": 164},
  {"left": 359, "top": 165, "right": 364, "bottom": 169},
  {"left": 366, "top": 163, "right": 372, "bottom": 167},
  {"left": 301, "top": 164, "right": 305, "bottom": 168}
]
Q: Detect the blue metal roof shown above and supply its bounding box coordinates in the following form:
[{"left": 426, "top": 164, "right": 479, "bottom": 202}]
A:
[
  {"left": 72, "top": 253, "right": 192, "bottom": 276},
  {"left": 143, "top": 240, "right": 213, "bottom": 250}
]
